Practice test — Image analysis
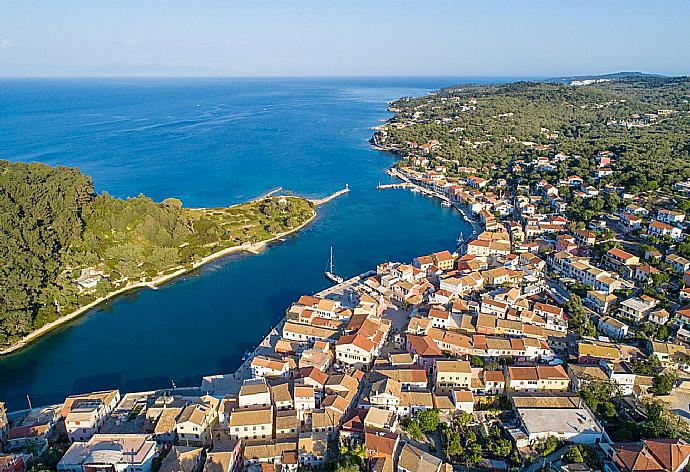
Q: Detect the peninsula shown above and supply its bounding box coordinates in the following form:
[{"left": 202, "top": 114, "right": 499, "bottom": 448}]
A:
[{"left": 0, "top": 160, "right": 347, "bottom": 353}]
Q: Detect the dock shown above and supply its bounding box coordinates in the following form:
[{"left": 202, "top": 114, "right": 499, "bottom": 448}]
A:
[
  {"left": 309, "top": 185, "right": 350, "bottom": 206},
  {"left": 381, "top": 166, "right": 484, "bottom": 234}
]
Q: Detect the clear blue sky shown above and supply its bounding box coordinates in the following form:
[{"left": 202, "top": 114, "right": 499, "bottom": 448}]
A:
[{"left": 1, "top": 0, "right": 689, "bottom": 77}]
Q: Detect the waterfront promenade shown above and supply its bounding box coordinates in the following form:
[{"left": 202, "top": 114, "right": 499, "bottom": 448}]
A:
[
  {"left": 200, "top": 270, "right": 372, "bottom": 395},
  {"left": 383, "top": 167, "right": 484, "bottom": 234}
]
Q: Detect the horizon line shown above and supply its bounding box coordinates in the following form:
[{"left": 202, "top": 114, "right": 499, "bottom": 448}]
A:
[{"left": 0, "top": 73, "right": 682, "bottom": 81}]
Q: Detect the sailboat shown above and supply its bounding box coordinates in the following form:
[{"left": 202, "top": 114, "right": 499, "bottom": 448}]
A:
[
  {"left": 325, "top": 246, "right": 344, "bottom": 284},
  {"left": 456, "top": 232, "right": 465, "bottom": 247}
]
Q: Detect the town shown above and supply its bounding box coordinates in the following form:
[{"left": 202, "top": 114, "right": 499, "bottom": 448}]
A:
[
  {"left": 3, "top": 76, "right": 690, "bottom": 472},
  {"left": 3, "top": 139, "right": 690, "bottom": 472}
]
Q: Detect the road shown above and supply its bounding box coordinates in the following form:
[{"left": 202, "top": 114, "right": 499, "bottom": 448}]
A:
[{"left": 523, "top": 445, "right": 570, "bottom": 472}]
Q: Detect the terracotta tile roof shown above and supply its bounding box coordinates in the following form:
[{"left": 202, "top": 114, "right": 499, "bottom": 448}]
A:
[
  {"left": 428, "top": 308, "right": 451, "bottom": 320},
  {"left": 8, "top": 424, "right": 52, "bottom": 439},
  {"left": 298, "top": 366, "right": 328, "bottom": 386},
  {"left": 297, "top": 295, "right": 320, "bottom": 306},
  {"left": 398, "top": 443, "right": 442, "bottom": 472},
  {"left": 406, "top": 334, "right": 442, "bottom": 357},
  {"left": 229, "top": 406, "right": 273, "bottom": 427},
  {"left": 376, "top": 368, "right": 427, "bottom": 384},
  {"left": 537, "top": 365, "right": 568, "bottom": 380},
  {"left": 365, "top": 432, "right": 398, "bottom": 458},
  {"left": 435, "top": 360, "right": 471, "bottom": 374},
  {"left": 613, "top": 438, "right": 690, "bottom": 472},
  {"left": 483, "top": 370, "right": 505, "bottom": 383},
  {"left": 336, "top": 333, "right": 375, "bottom": 352},
  {"left": 608, "top": 248, "right": 637, "bottom": 261},
  {"left": 533, "top": 302, "right": 562, "bottom": 316},
  {"left": 507, "top": 366, "right": 538, "bottom": 381}
]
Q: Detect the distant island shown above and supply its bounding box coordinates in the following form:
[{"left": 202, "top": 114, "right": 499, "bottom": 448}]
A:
[{"left": 0, "top": 160, "right": 319, "bottom": 352}]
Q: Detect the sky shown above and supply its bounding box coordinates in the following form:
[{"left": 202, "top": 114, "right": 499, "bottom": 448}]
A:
[{"left": 1, "top": 0, "right": 689, "bottom": 77}]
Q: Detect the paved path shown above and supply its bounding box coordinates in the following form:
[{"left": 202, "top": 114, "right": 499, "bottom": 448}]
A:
[
  {"left": 523, "top": 445, "right": 570, "bottom": 472},
  {"left": 388, "top": 167, "right": 483, "bottom": 233}
]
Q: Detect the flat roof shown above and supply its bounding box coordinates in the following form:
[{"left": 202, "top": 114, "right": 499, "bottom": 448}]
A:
[{"left": 518, "top": 407, "right": 603, "bottom": 437}]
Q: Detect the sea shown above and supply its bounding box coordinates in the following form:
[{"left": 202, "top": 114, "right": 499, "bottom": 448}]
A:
[{"left": 0, "top": 77, "right": 512, "bottom": 410}]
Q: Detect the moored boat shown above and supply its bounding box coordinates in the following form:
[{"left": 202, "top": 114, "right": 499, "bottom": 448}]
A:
[{"left": 325, "top": 246, "right": 344, "bottom": 284}]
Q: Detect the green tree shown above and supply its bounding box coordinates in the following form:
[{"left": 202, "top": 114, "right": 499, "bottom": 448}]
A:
[
  {"left": 336, "top": 462, "right": 363, "bottom": 472},
  {"left": 542, "top": 436, "right": 559, "bottom": 457},
  {"left": 453, "top": 411, "right": 473, "bottom": 427},
  {"left": 578, "top": 379, "right": 621, "bottom": 414},
  {"left": 460, "top": 443, "right": 483, "bottom": 466},
  {"left": 641, "top": 398, "right": 687, "bottom": 438},
  {"left": 445, "top": 428, "right": 464, "bottom": 457},
  {"left": 416, "top": 408, "right": 441, "bottom": 433},
  {"left": 488, "top": 438, "right": 512, "bottom": 458},
  {"left": 402, "top": 418, "right": 424, "bottom": 439},
  {"left": 564, "top": 445, "right": 584, "bottom": 464},
  {"left": 651, "top": 372, "right": 676, "bottom": 396}
]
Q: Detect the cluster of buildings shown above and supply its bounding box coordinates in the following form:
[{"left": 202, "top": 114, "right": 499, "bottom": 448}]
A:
[
  {"left": 364, "top": 84, "right": 690, "bottom": 469},
  {"left": 4, "top": 102, "right": 690, "bottom": 472},
  {"left": 5, "top": 169, "right": 690, "bottom": 472},
  {"left": 5, "top": 159, "right": 690, "bottom": 472}
]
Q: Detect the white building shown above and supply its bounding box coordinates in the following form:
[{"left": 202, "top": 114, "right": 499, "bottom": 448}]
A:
[
  {"left": 601, "top": 362, "right": 636, "bottom": 396},
  {"left": 598, "top": 316, "right": 629, "bottom": 340},
  {"left": 516, "top": 406, "right": 605, "bottom": 445},
  {"left": 58, "top": 434, "right": 158, "bottom": 472}
]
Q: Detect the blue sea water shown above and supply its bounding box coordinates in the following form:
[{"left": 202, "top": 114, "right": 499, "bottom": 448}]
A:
[{"left": 0, "top": 77, "right": 504, "bottom": 409}]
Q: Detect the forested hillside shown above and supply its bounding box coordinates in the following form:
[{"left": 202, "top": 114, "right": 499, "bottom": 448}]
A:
[
  {"left": 0, "top": 161, "right": 94, "bottom": 343},
  {"left": 0, "top": 161, "right": 314, "bottom": 346},
  {"left": 379, "top": 76, "right": 690, "bottom": 191}
]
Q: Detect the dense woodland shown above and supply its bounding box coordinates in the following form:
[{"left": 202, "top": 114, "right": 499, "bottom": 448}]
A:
[
  {"left": 383, "top": 76, "right": 690, "bottom": 191},
  {"left": 0, "top": 160, "right": 314, "bottom": 346}
]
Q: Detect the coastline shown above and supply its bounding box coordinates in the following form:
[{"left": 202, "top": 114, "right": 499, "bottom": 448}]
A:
[
  {"left": 204, "top": 270, "right": 375, "bottom": 395},
  {"left": 382, "top": 162, "right": 484, "bottom": 236},
  {"left": 0, "top": 203, "right": 321, "bottom": 357},
  {"left": 0, "top": 80, "right": 477, "bottom": 410}
]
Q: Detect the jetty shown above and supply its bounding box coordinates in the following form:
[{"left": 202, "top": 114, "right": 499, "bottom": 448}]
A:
[
  {"left": 258, "top": 186, "right": 283, "bottom": 199},
  {"left": 309, "top": 185, "right": 350, "bottom": 206}
]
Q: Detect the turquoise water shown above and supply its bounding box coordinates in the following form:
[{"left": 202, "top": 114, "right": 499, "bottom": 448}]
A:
[{"left": 0, "top": 78, "right": 493, "bottom": 409}]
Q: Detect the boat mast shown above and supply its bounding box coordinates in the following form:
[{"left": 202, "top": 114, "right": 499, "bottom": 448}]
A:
[{"left": 329, "top": 246, "right": 335, "bottom": 273}]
